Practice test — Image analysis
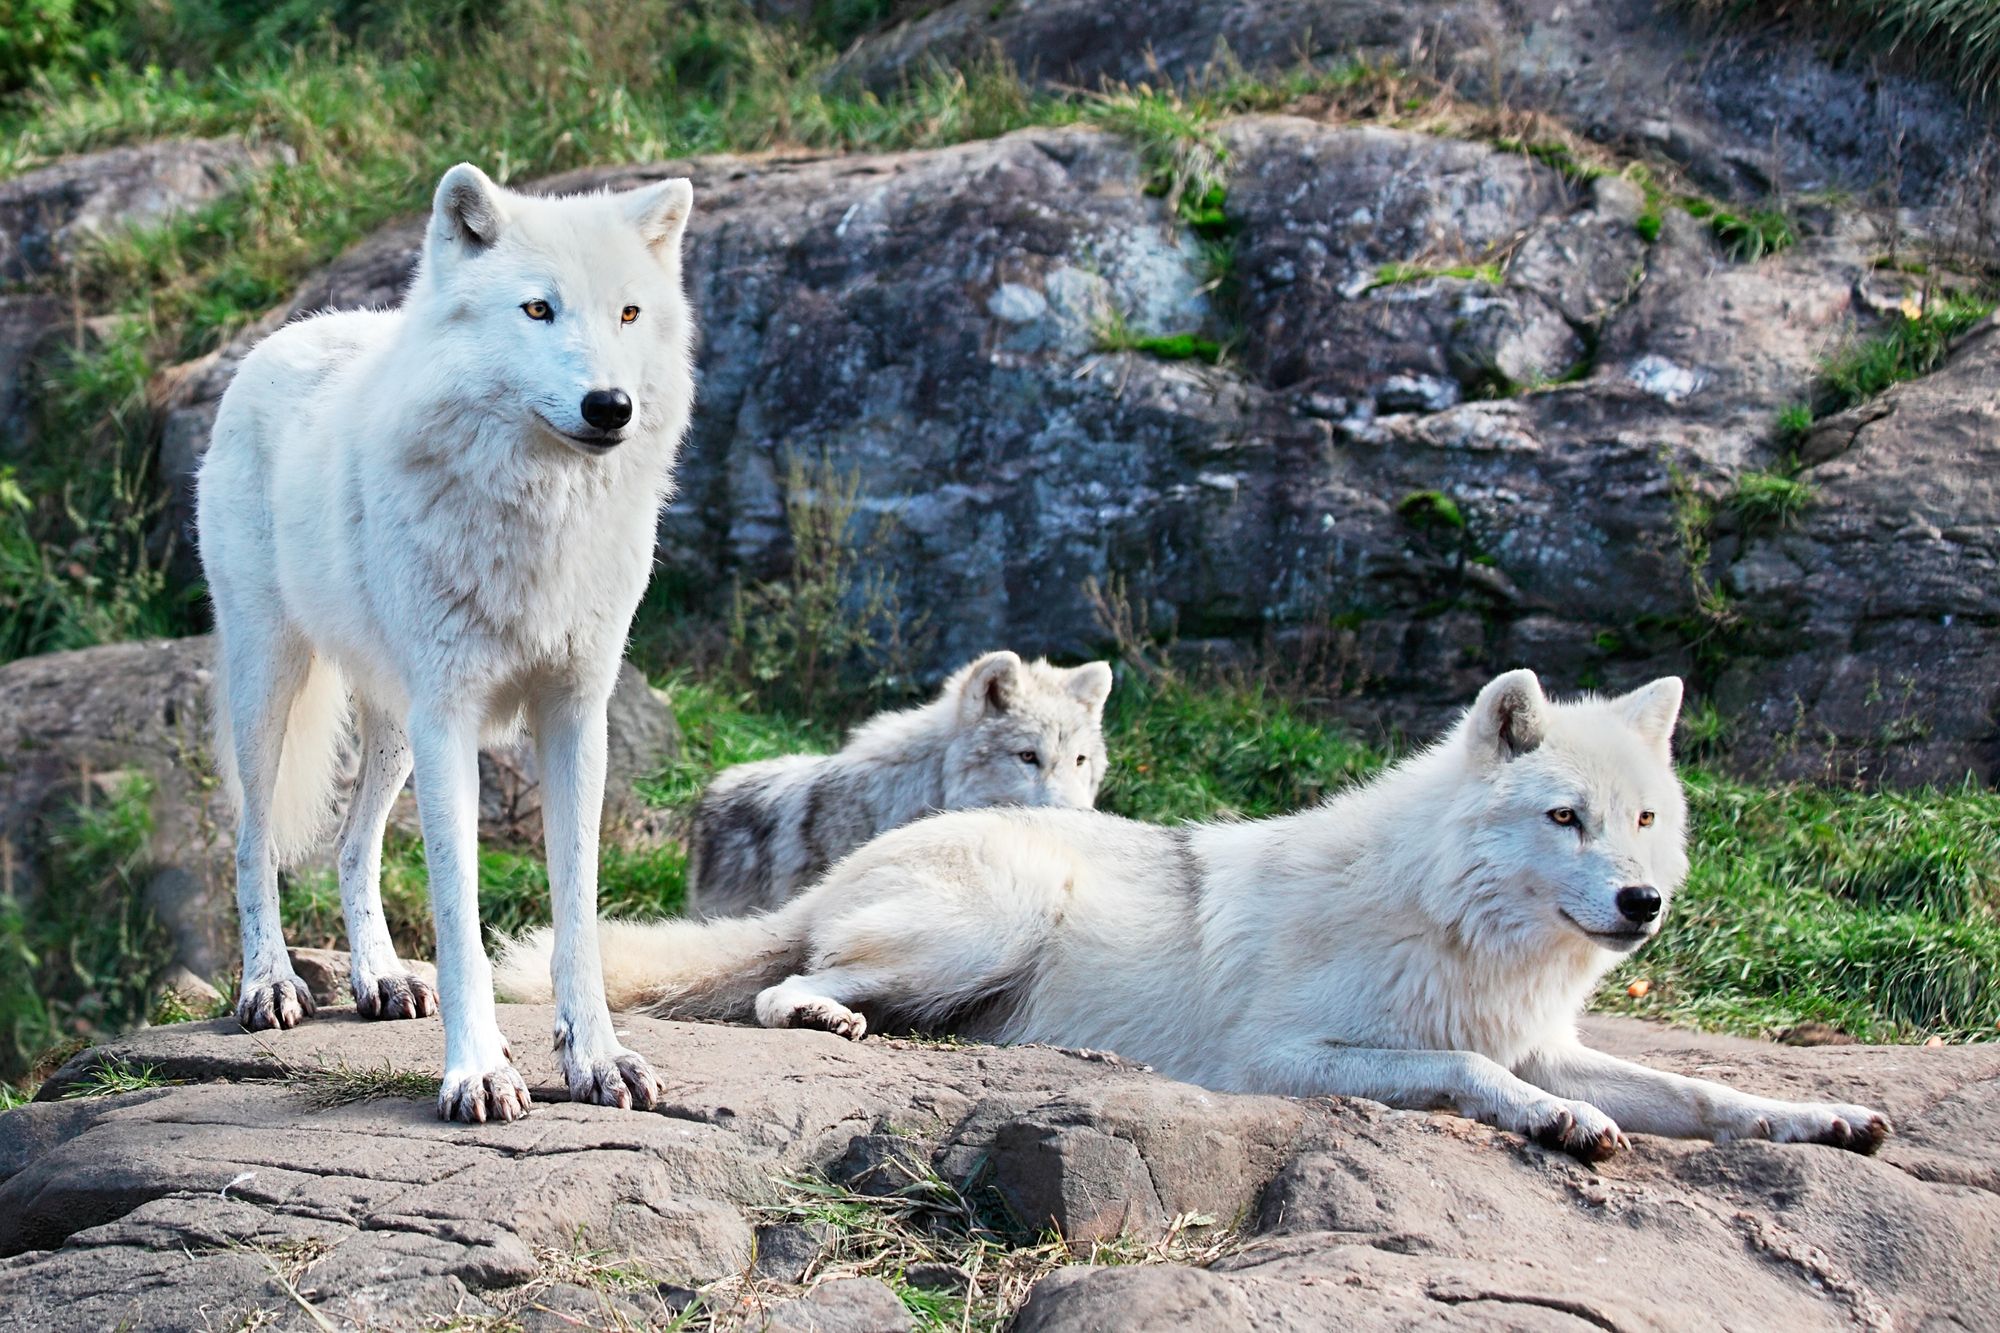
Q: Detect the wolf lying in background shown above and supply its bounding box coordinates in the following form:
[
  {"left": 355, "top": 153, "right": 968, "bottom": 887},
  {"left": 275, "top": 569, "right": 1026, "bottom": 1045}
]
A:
[
  {"left": 199, "top": 162, "right": 696, "bottom": 1122},
  {"left": 684, "top": 651, "right": 1113, "bottom": 917},
  {"left": 495, "top": 669, "right": 1889, "bottom": 1158}
]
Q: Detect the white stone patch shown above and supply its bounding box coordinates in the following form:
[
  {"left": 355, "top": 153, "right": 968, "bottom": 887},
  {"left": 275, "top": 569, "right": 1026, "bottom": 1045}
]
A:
[
  {"left": 988, "top": 282, "right": 1048, "bottom": 324},
  {"left": 1625, "top": 354, "right": 1706, "bottom": 403}
]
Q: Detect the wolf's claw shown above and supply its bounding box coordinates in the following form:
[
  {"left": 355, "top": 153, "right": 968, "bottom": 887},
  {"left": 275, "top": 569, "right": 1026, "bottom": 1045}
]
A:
[
  {"left": 565, "top": 1048, "right": 664, "bottom": 1111},
  {"left": 438, "top": 1063, "right": 532, "bottom": 1123},
  {"left": 237, "top": 974, "right": 316, "bottom": 1031},
  {"left": 354, "top": 971, "right": 439, "bottom": 1021},
  {"left": 1525, "top": 1098, "right": 1624, "bottom": 1162},
  {"left": 1765, "top": 1103, "right": 1892, "bottom": 1155}
]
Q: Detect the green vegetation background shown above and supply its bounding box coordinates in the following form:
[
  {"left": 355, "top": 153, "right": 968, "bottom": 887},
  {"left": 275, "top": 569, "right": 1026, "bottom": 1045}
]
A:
[{"left": 2, "top": 1, "right": 1998, "bottom": 1093}]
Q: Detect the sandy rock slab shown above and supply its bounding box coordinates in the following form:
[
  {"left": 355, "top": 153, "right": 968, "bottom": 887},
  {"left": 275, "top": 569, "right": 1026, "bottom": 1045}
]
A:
[{"left": 1, "top": 1010, "right": 1996, "bottom": 1329}]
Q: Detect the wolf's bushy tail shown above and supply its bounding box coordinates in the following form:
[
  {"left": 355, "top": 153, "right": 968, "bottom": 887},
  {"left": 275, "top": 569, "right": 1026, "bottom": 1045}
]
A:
[
  {"left": 491, "top": 901, "right": 811, "bottom": 1019},
  {"left": 211, "top": 630, "right": 351, "bottom": 866}
]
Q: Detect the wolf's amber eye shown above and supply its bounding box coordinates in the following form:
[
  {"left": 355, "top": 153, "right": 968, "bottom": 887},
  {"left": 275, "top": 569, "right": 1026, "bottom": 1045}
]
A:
[
  {"left": 521, "top": 300, "right": 554, "bottom": 322},
  {"left": 1548, "top": 807, "right": 1579, "bottom": 826},
  {"left": 621, "top": 305, "right": 640, "bottom": 324},
  {"left": 1018, "top": 750, "right": 1040, "bottom": 767},
  {"left": 1638, "top": 811, "right": 1656, "bottom": 828}
]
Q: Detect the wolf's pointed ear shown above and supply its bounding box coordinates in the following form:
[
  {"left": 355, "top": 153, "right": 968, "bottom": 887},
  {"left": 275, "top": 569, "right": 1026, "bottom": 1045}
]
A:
[
  {"left": 1617, "top": 677, "right": 1684, "bottom": 757},
  {"left": 956, "top": 651, "right": 1024, "bottom": 724},
  {"left": 430, "top": 163, "right": 506, "bottom": 253},
  {"left": 626, "top": 178, "right": 693, "bottom": 257},
  {"left": 1067, "top": 661, "right": 1114, "bottom": 716},
  {"left": 1467, "top": 669, "right": 1549, "bottom": 763}
]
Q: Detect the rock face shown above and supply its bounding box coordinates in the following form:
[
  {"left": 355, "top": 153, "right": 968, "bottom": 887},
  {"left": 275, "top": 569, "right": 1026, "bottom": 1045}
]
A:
[
  {"left": 0, "top": 637, "right": 680, "bottom": 982},
  {"left": 1718, "top": 321, "right": 2000, "bottom": 784},
  {"left": 0, "top": 136, "right": 287, "bottom": 284},
  {"left": 832, "top": 0, "right": 1998, "bottom": 231},
  {"left": 1, "top": 1011, "right": 1995, "bottom": 1329},
  {"left": 151, "top": 111, "right": 1996, "bottom": 783}
]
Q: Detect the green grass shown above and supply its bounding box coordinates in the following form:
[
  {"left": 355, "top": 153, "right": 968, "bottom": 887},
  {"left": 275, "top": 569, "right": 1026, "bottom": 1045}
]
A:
[
  {"left": 1092, "top": 306, "right": 1224, "bottom": 365},
  {"left": 1679, "top": 198, "right": 1796, "bottom": 261},
  {"left": 2, "top": 773, "right": 171, "bottom": 1082},
  {"left": 1600, "top": 772, "right": 2000, "bottom": 1041},
  {"left": 1368, "top": 260, "right": 1504, "bottom": 290},
  {"left": 1682, "top": 1, "right": 2000, "bottom": 105},
  {"left": 63, "top": 1055, "right": 174, "bottom": 1098},
  {"left": 1724, "top": 470, "right": 1816, "bottom": 531},
  {"left": 1817, "top": 294, "right": 1995, "bottom": 413}
]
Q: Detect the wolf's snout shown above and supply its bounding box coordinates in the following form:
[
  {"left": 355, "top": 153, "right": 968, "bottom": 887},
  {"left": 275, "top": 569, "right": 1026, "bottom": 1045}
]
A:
[
  {"left": 581, "top": 388, "right": 632, "bottom": 432},
  {"left": 1615, "top": 885, "right": 1662, "bottom": 924}
]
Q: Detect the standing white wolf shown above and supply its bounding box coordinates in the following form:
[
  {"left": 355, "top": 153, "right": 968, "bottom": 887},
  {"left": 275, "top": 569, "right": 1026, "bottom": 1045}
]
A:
[
  {"left": 197, "top": 162, "right": 696, "bottom": 1123},
  {"left": 685, "top": 651, "right": 1113, "bottom": 917},
  {"left": 496, "top": 669, "right": 1890, "bottom": 1158}
]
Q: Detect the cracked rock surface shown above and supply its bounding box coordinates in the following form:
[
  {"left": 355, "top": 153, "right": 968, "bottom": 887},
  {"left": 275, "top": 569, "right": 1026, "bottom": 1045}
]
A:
[{"left": 2, "top": 1009, "right": 1995, "bottom": 1329}]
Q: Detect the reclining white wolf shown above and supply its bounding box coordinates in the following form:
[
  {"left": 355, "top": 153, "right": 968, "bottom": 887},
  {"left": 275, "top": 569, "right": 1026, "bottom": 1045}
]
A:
[
  {"left": 198, "top": 161, "right": 695, "bottom": 1122},
  {"left": 686, "top": 650, "right": 1113, "bottom": 918},
  {"left": 496, "top": 669, "right": 1889, "bottom": 1158}
]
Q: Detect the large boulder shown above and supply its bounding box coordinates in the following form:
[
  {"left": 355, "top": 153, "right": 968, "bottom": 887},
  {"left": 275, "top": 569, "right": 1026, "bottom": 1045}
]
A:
[
  {"left": 830, "top": 0, "right": 1997, "bottom": 233},
  {"left": 0, "top": 1010, "right": 1994, "bottom": 1328},
  {"left": 1716, "top": 318, "right": 2000, "bottom": 784},
  {"left": 0, "top": 637, "right": 680, "bottom": 982},
  {"left": 145, "top": 110, "right": 1992, "bottom": 783},
  {"left": 0, "top": 136, "right": 288, "bottom": 284}
]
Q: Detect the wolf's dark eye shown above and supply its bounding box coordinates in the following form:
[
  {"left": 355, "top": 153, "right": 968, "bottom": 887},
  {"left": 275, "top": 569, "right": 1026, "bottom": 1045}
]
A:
[
  {"left": 1548, "top": 807, "right": 1579, "bottom": 827},
  {"left": 1638, "top": 811, "right": 1656, "bottom": 828},
  {"left": 1075, "top": 754, "right": 1087, "bottom": 766},
  {"left": 521, "top": 300, "right": 554, "bottom": 322},
  {"left": 1017, "top": 750, "right": 1040, "bottom": 767},
  {"left": 621, "top": 305, "right": 640, "bottom": 324}
]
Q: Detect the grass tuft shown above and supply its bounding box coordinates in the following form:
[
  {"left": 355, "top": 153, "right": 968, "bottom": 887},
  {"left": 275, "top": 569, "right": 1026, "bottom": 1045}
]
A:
[
  {"left": 1724, "top": 471, "right": 1816, "bottom": 531},
  {"left": 1369, "top": 260, "right": 1504, "bottom": 290},
  {"left": 64, "top": 1055, "right": 174, "bottom": 1098},
  {"left": 1817, "top": 294, "right": 1995, "bottom": 413}
]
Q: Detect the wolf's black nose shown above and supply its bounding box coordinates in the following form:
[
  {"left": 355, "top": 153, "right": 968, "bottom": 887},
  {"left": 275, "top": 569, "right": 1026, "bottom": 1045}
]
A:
[
  {"left": 1615, "top": 885, "right": 1662, "bottom": 924},
  {"left": 581, "top": 388, "right": 632, "bottom": 431}
]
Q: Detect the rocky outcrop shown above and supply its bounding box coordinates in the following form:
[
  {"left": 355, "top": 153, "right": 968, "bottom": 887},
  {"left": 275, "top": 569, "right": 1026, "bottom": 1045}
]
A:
[
  {"left": 832, "top": 0, "right": 1999, "bottom": 234},
  {"left": 1, "top": 1010, "right": 1994, "bottom": 1329},
  {"left": 0, "top": 637, "right": 680, "bottom": 982},
  {"left": 1717, "top": 320, "right": 2000, "bottom": 784},
  {"left": 147, "top": 106, "right": 1996, "bottom": 783},
  {"left": 0, "top": 136, "right": 287, "bottom": 284}
]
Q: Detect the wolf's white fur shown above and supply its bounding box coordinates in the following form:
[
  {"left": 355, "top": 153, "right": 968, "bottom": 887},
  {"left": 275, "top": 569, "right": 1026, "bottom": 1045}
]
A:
[
  {"left": 682, "top": 651, "right": 1113, "bottom": 918},
  {"left": 501, "top": 670, "right": 1890, "bottom": 1158},
  {"left": 197, "top": 162, "right": 696, "bottom": 1123}
]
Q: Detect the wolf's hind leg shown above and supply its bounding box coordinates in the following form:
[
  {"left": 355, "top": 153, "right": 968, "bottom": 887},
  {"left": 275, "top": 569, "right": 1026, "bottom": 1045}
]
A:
[
  {"left": 755, "top": 968, "right": 873, "bottom": 1040},
  {"left": 752, "top": 888, "right": 1037, "bottom": 1042},
  {"left": 225, "top": 625, "right": 317, "bottom": 1031},
  {"left": 337, "top": 703, "right": 434, "bottom": 1020}
]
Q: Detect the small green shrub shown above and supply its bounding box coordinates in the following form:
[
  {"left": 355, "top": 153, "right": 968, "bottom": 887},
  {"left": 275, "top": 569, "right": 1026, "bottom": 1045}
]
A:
[
  {"left": 1680, "top": 197, "right": 1796, "bottom": 260},
  {"left": 1774, "top": 402, "right": 1814, "bottom": 446},
  {"left": 1395, "top": 490, "right": 1465, "bottom": 532}
]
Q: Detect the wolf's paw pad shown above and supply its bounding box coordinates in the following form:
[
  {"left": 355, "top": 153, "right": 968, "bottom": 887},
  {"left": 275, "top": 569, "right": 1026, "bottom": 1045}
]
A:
[
  {"left": 1772, "top": 1103, "right": 1892, "bottom": 1155},
  {"left": 566, "top": 1048, "right": 664, "bottom": 1111},
  {"left": 438, "top": 1063, "right": 532, "bottom": 1124},
  {"left": 236, "top": 974, "right": 316, "bottom": 1032},
  {"left": 1526, "top": 1100, "right": 1625, "bottom": 1162},
  {"left": 354, "top": 972, "right": 439, "bottom": 1021},
  {"left": 787, "top": 1000, "right": 867, "bottom": 1041}
]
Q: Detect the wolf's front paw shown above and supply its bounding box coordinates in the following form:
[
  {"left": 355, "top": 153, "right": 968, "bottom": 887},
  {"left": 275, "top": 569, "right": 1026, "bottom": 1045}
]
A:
[
  {"left": 564, "top": 1047, "right": 664, "bottom": 1111},
  {"left": 437, "top": 1062, "right": 532, "bottom": 1123},
  {"left": 237, "top": 972, "right": 316, "bottom": 1031},
  {"left": 1759, "top": 1102, "right": 1892, "bottom": 1155},
  {"left": 1521, "top": 1097, "right": 1626, "bottom": 1162},
  {"left": 353, "top": 969, "right": 439, "bottom": 1021}
]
